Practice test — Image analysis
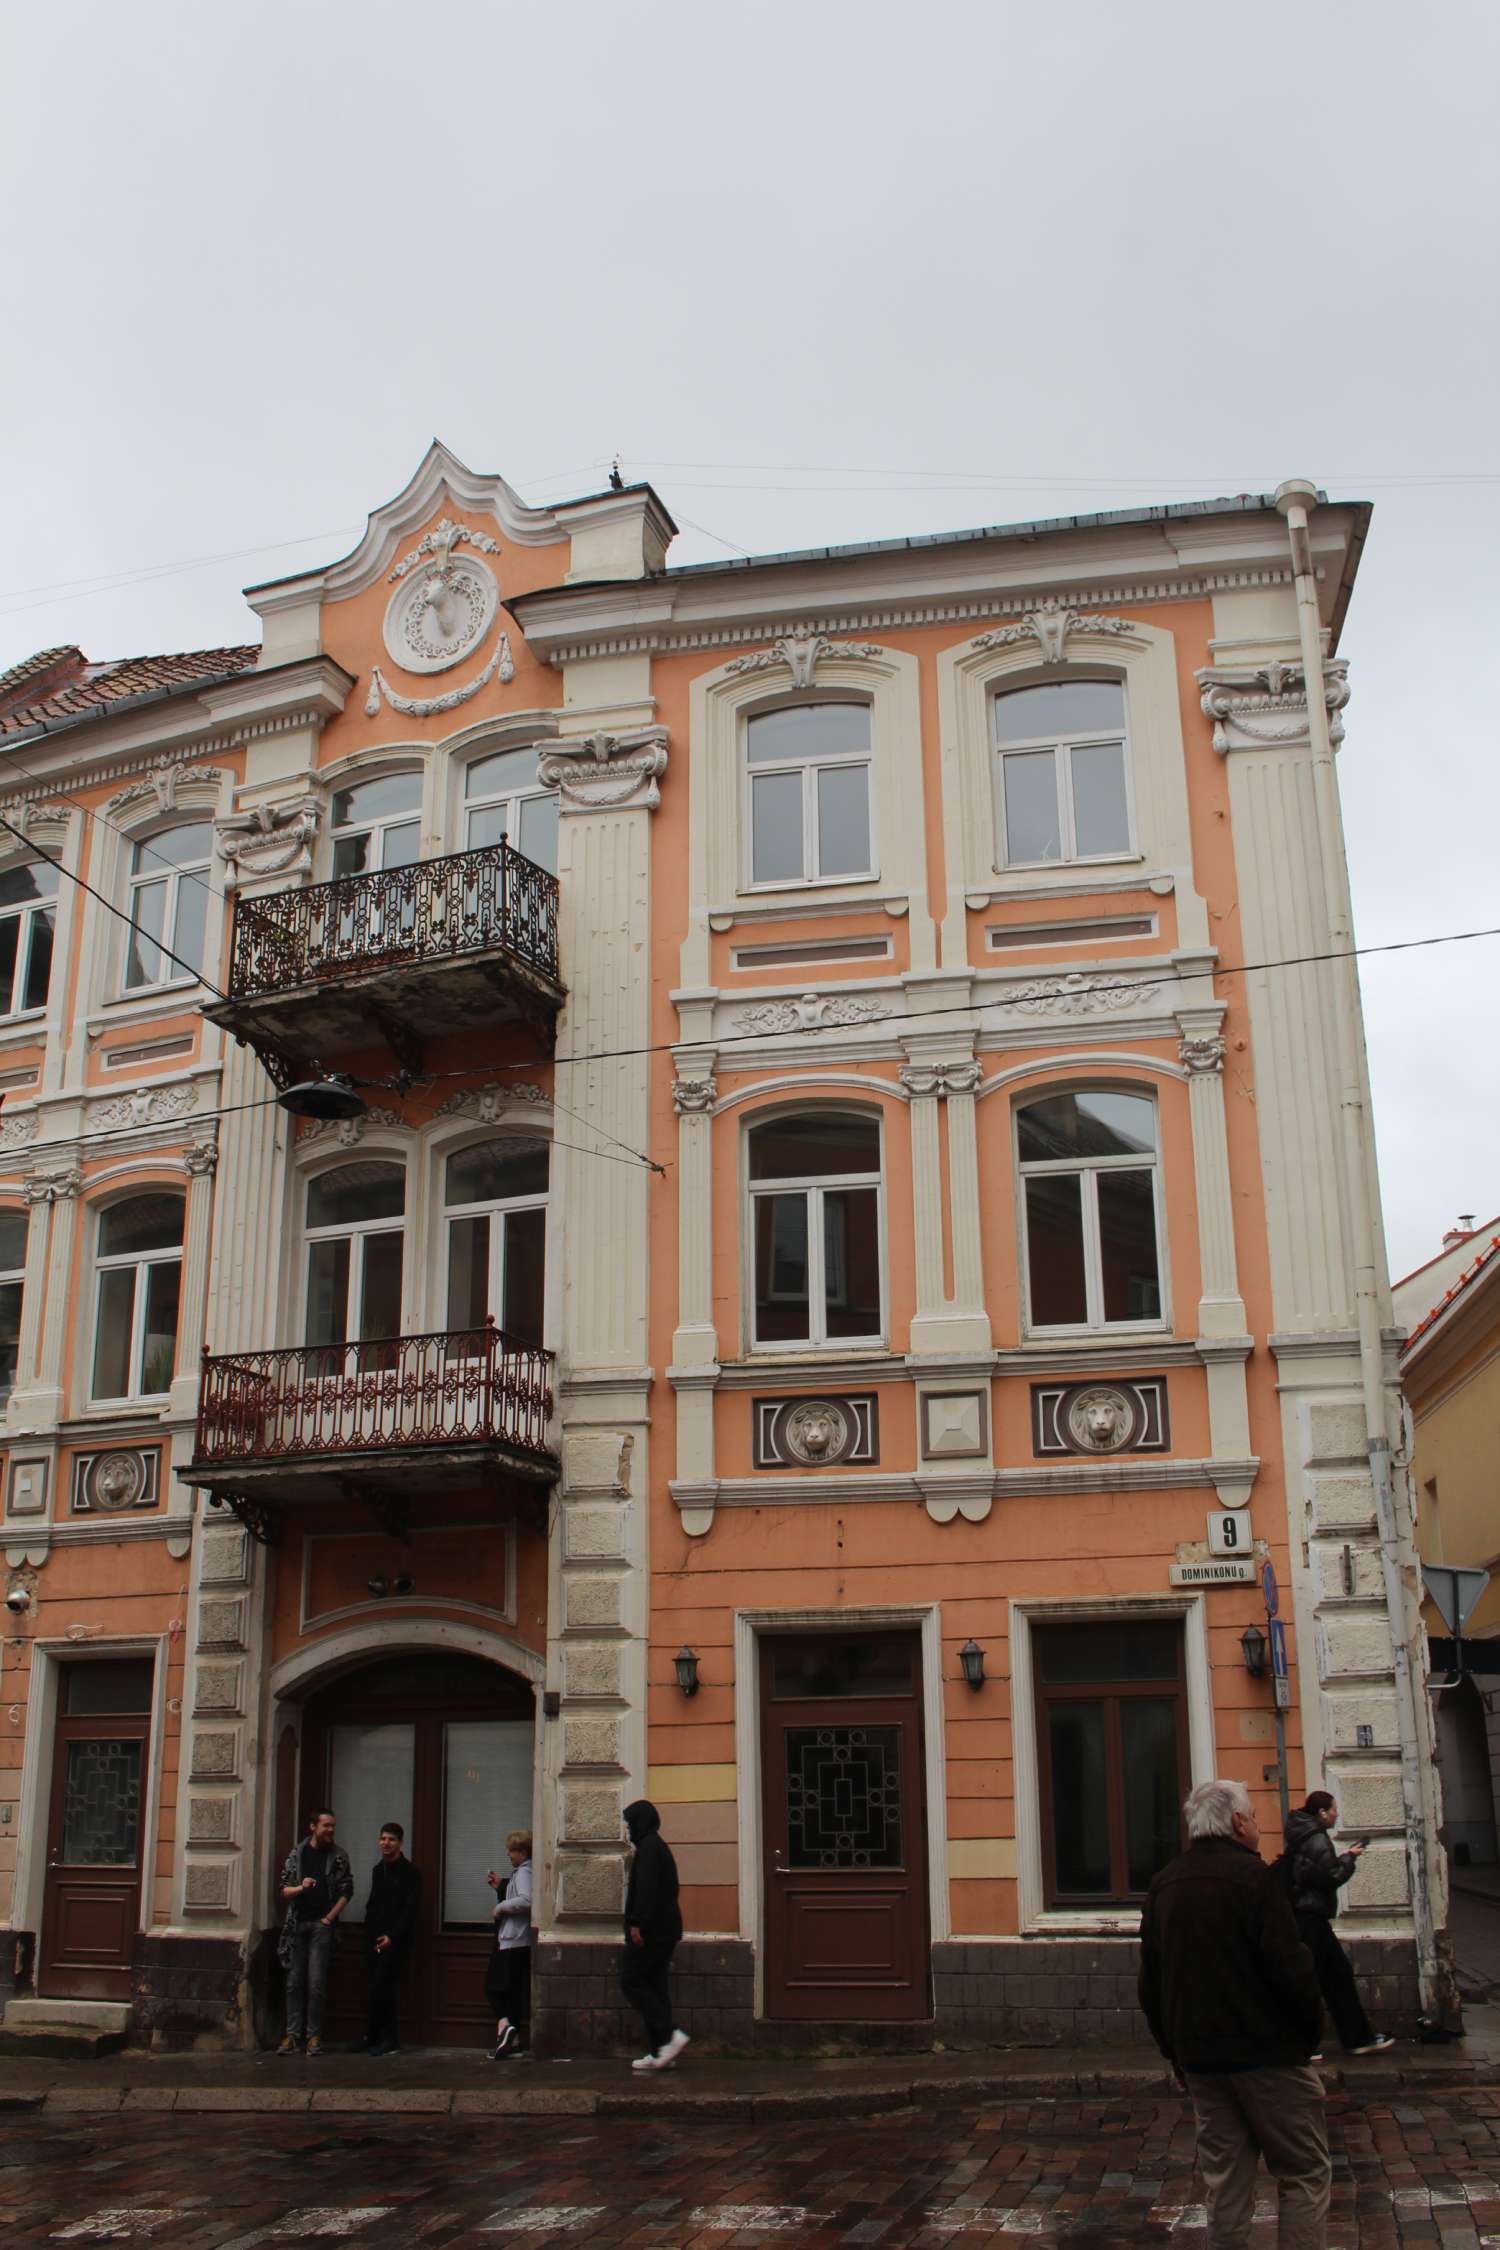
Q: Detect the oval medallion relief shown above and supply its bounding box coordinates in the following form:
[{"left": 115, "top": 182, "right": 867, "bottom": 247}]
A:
[{"left": 383, "top": 550, "right": 499, "bottom": 675}]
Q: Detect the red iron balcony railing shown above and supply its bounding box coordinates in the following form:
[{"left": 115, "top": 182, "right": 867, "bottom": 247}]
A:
[
  {"left": 194, "top": 1324, "right": 555, "bottom": 1471},
  {"left": 225, "top": 839, "right": 560, "bottom": 1001}
]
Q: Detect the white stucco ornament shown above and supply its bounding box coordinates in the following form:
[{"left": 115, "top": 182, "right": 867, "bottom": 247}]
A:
[{"left": 382, "top": 518, "right": 500, "bottom": 675}]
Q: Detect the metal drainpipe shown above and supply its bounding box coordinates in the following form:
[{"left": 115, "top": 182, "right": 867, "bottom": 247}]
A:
[{"left": 1273, "top": 478, "right": 1443, "bottom": 2026}]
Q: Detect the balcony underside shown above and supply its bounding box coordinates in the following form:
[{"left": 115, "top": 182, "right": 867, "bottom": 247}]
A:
[
  {"left": 181, "top": 1437, "right": 556, "bottom": 1541},
  {"left": 204, "top": 945, "right": 565, "bottom": 1084}
]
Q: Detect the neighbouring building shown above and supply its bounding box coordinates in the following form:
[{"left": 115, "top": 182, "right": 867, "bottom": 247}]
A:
[
  {"left": 0, "top": 452, "right": 1446, "bottom": 2052},
  {"left": 1399, "top": 1221, "right": 1500, "bottom": 1876}
]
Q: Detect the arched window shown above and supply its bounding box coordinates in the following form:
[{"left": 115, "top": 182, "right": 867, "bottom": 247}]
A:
[
  {"left": 0, "top": 857, "right": 59, "bottom": 1017},
  {"left": 92, "top": 1192, "right": 185, "bottom": 1400},
  {"left": 330, "top": 772, "right": 422, "bottom": 876},
  {"left": 993, "top": 680, "right": 1131, "bottom": 867},
  {"left": 304, "top": 1161, "right": 405, "bottom": 1352},
  {"left": 1016, "top": 1089, "right": 1163, "bottom": 1332},
  {"left": 0, "top": 1208, "right": 26, "bottom": 1400},
  {"left": 745, "top": 704, "right": 873, "bottom": 886},
  {"left": 444, "top": 1134, "right": 548, "bottom": 1347},
  {"left": 464, "top": 748, "right": 558, "bottom": 875},
  {"left": 124, "top": 822, "right": 212, "bottom": 989},
  {"left": 748, "top": 1111, "right": 883, "bottom": 1347}
]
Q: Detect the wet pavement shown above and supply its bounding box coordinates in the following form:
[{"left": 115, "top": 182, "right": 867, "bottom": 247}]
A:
[{"left": 10, "top": 2082, "right": 1500, "bottom": 2246}]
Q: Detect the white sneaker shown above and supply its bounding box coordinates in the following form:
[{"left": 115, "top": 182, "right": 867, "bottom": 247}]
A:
[
  {"left": 631, "top": 2051, "right": 662, "bottom": 2072},
  {"left": 1351, "top": 2035, "right": 1395, "bottom": 2054},
  {"left": 656, "top": 2029, "right": 690, "bottom": 2068}
]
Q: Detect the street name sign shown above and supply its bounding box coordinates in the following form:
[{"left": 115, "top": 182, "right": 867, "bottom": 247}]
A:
[{"left": 1169, "top": 1558, "right": 1256, "bottom": 1586}]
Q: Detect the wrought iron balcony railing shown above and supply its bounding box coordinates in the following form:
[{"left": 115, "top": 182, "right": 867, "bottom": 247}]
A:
[
  {"left": 225, "top": 838, "right": 560, "bottom": 1002},
  {"left": 193, "top": 1323, "right": 555, "bottom": 1471}
]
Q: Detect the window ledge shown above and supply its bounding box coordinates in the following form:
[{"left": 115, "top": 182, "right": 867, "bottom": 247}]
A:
[
  {"left": 964, "top": 869, "right": 1173, "bottom": 911},
  {"left": 710, "top": 891, "right": 911, "bottom": 932},
  {"left": 717, "top": 1350, "right": 900, "bottom": 1390},
  {"left": 995, "top": 1339, "right": 1199, "bottom": 1377},
  {"left": 1020, "top": 1913, "right": 1143, "bottom": 1939}
]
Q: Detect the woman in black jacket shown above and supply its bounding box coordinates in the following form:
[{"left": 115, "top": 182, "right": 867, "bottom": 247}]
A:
[
  {"left": 620, "top": 1799, "right": 688, "bottom": 2074},
  {"left": 1284, "top": 1790, "right": 1393, "bottom": 2054}
]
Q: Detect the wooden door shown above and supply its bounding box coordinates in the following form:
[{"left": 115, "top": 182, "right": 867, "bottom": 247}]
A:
[
  {"left": 760, "top": 1631, "right": 929, "bottom": 2022},
  {"left": 296, "top": 1653, "right": 534, "bottom": 2047},
  {"left": 40, "top": 1657, "right": 155, "bottom": 2001}
]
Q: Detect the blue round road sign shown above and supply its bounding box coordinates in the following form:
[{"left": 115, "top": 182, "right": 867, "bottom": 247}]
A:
[{"left": 1261, "top": 1560, "right": 1279, "bottom": 1616}]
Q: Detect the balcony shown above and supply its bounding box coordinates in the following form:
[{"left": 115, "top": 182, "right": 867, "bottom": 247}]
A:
[
  {"left": 183, "top": 1323, "right": 557, "bottom": 1532},
  {"left": 203, "top": 840, "right": 563, "bottom": 1083}
]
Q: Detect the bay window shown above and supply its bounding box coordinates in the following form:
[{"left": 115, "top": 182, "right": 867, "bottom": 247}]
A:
[
  {"left": 464, "top": 748, "right": 558, "bottom": 876},
  {"left": 749, "top": 1111, "right": 883, "bottom": 1348},
  {"left": 444, "top": 1134, "right": 548, "bottom": 1348},
  {"left": 1018, "top": 1089, "right": 1163, "bottom": 1332},
  {"left": 0, "top": 857, "right": 58, "bottom": 1016},
  {"left": 304, "top": 1161, "right": 405, "bottom": 1363},
  {"left": 124, "top": 822, "right": 212, "bottom": 990},
  {"left": 745, "top": 703, "right": 873, "bottom": 886},
  {"left": 92, "top": 1193, "right": 184, "bottom": 1400},
  {"left": 994, "top": 680, "right": 1131, "bottom": 867}
]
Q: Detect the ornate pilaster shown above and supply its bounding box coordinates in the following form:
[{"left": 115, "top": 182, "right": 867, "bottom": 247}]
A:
[
  {"left": 14, "top": 1170, "right": 84, "bottom": 1428},
  {"left": 670, "top": 1069, "right": 719, "bottom": 1539},
  {"left": 541, "top": 722, "right": 666, "bottom": 1932},
  {"left": 901, "top": 1057, "right": 990, "bottom": 1357},
  {"left": 1176, "top": 1022, "right": 1253, "bottom": 1504},
  {"left": 169, "top": 1134, "right": 219, "bottom": 1420}
]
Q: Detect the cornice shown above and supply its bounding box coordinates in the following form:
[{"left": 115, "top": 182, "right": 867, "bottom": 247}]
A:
[{"left": 509, "top": 563, "right": 1301, "bottom": 667}]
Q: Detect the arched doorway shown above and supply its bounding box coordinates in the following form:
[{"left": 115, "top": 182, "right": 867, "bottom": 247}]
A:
[{"left": 294, "top": 1651, "right": 535, "bottom": 2047}]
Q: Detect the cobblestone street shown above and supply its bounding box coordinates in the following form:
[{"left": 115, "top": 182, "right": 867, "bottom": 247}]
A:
[{"left": 9, "top": 2087, "right": 1500, "bottom": 2248}]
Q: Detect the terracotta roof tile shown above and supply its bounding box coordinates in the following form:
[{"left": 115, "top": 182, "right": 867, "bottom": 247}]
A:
[{"left": 0, "top": 644, "right": 259, "bottom": 738}]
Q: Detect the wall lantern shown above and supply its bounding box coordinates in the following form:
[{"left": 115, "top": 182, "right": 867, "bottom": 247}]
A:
[
  {"left": 674, "top": 1647, "right": 701, "bottom": 1698},
  {"left": 959, "top": 1638, "right": 986, "bottom": 1691},
  {"left": 1240, "top": 1623, "right": 1267, "bottom": 1678},
  {"left": 278, "top": 1072, "right": 366, "bottom": 1123}
]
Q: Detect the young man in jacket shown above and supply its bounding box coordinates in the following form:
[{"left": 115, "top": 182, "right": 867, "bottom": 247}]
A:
[
  {"left": 362, "top": 1822, "right": 421, "bottom": 2056},
  {"left": 276, "top": 1808, "right": 354, "bottom": 2058},
  {"left": 1139, "top": 1779, "right": 1328, "bottom": 2249},
  {"left": 1284, "top": 1790, "right": 1394, "bottom": 2055},
  {"left": 620, "top": 1799, "right": 689, "bottom": 2072}
]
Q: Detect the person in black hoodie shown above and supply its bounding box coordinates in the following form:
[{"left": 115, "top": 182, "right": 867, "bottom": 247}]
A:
[
  {"left": 362, "top": 1823, "right": 421, "bottom": 2056},
  {"left": 1140, "top": 1779, "right": 1328, "bottom": 2249},
  {"left": 1284, "top": 1790, "right": 1394, "bottom": 2056},
  {"left": 620, "top": 1799, "right": 688, "bottom": 2072}
]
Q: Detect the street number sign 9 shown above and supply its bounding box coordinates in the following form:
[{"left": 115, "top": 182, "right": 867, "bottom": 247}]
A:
[{"left": 1207, "top": 1509, "right": 1252, "bottom": 1557}]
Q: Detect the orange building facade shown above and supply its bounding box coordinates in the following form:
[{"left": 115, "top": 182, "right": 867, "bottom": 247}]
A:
[{"left": 0, "top": 451, "right": 1442, "bottom": 2050}]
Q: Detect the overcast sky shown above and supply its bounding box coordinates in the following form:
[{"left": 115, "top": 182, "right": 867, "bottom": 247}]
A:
[{"left": 2, "top": 1, "right": 1495, "bottom": 1286}]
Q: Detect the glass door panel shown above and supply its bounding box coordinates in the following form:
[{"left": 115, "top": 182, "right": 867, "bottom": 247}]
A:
[
  {"left": 442, "top": 1720, "right": 533, "bottom": 1928},
  {"left": 59, "top": 1739, "right": 142, "bottom": 1865},
  {"left": 329, "top": 1724, "right": 415, "bottom": 1923}
]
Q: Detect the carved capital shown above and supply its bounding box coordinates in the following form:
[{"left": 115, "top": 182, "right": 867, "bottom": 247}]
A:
[
  {"left": 726, "top": 628, "right": 884, "bottom": 692},
  {"left": 184, "top": 1138, "right": 220, "bottom": 1176},
  {"left": 433, "top": 1081, "right": 550, "bottom": 1125},
  {"left": 23, "top": 1168, "right": 83, "bottom": 1205},
  {"left": 1195, "top": 659, "right": 1350, "bottom": 754},
  {"left": 900, "top": 1060, "right": 981, "bottom": 1100},
  {"left": 537, "top": 726, "right": 669, "bottom": 814},
  {"left": 1178, "top": 1035, "right": 1226, "bottom": 1075},
  {"left": 297, "top": 1104, "right": 407, "bottom": 1149},
  {"left": 973, "top": 602, "right": 1136, "bottom": 665},
  {"left": 216, "top": 793, "right": 324, "bottom": 891},
  {"left": 107, "top": 757, "right": 224, "bottom": 817},
  {"left": 671, "top": 1076, "right": 718, "bottom": 1114}
]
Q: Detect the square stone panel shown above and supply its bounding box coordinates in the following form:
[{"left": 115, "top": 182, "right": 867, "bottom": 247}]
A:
[
  {"left": 193, "top": 1662, "right": 244, "bottom": 1717},
  {"left": 199, "top": 1527, "right": 250, "bottom": 1585},
  {"left": 184, "top": 1861, "right": 234, "bottom": 1911},
  {"left": 196, "top": 1597, "right": 247, "bottom": 1651},
  {"left": 191, "top": 1730, "right": 240, "bottom": 1780},
  {"left": 187, "top": 1795, "right": 236, "bottom": 1844}
]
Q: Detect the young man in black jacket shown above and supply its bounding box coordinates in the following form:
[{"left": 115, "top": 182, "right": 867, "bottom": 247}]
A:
[
  {"left": 1139, "top": 1778, "right": 1328, "bottom": 2249},
  {"left": 362, "top": 1823, "right": 421, "bottom": 2056},
  {"left": 620, "top": 1799, "right": 688, "bottom": 2072}
]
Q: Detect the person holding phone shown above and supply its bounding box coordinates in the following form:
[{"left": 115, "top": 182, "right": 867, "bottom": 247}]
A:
[
  {"left": 485, "top": 1830, "right": 533, "bottom": 2057},
  {"left": 1284, "top": 1790, "right": 1395, "bottom": 2055}
]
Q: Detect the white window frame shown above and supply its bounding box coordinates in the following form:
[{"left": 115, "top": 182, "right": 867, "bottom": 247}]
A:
[
  {"left": 0, "top": 859, "right": 60, "bottom": 1020},
  {"left": 462, "top": 748, "right": 555, "bottom": 871},
  {"left": 302, "top": 1165, "right": 407, "bottom": 1348},
  {"left": 741, "top": 700, "right": 877, "bottom": 892},
  {"left": 122, "top": 821, "right": 214, "bottom": 994},
  {"left": 90, "top": 1198, "right": 185, "bottom": 1404},
  {"left": 442, "top": 1142, "right": 549, "bottom": 1342},
  {"left": 1015, "top": 1090, "right": 1167, "bottom": 1337},
  {"left": 328, "top": 769, "right": 424, "bottom": 878},
  {"left": 746, "top": 1111, "right": 886, "bottom": 1353},
  {"left": 0, "top": 1208, "right": 26, "bottom": 1401},
  {"left": 991, "top": 681, "right": 1136, "bottom": 871}
]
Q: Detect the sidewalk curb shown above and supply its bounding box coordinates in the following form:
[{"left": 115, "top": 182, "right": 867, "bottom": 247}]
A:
[{"left": 13, "top": 2058, "right": 1493, "bottom": 2122}]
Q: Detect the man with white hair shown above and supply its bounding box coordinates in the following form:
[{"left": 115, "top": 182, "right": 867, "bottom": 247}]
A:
[{"left": 1139, "top": 1779, "right": 1328, "bottom": 2248}]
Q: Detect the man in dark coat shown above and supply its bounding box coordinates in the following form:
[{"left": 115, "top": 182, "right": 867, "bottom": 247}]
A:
[
  {"left": 362, "top": 1822, "right": 421, "bottom": 2056},
  {"left": 1139, "top": 1778, "right": 1328, "bottom": 2248},
  {"left": 1284, "top": 1790, "right": 1393, "bottom": 2055},
  {"left": 620, "top": 1799, "right": 688, "bottom": 2072}
]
